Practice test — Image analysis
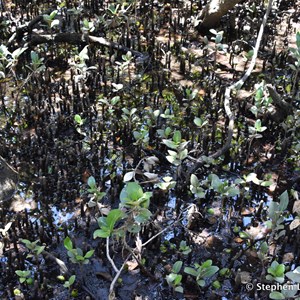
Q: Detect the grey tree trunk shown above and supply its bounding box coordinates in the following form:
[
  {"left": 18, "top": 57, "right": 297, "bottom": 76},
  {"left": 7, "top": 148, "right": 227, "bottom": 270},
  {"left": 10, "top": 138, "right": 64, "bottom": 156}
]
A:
[{"left": 200, "top": 0, "right": 242, "bottom": 29}]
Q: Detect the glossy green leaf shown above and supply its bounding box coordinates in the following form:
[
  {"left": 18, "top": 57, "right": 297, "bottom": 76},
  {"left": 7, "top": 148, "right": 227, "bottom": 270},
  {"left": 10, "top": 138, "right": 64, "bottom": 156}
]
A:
[
  {"left": 202, "top": 266, "right": 219, "bottom": 278},
  {"left": 93, "top": 229, "right": 110, "bottom": 238},
  {"left": 68, "top": 275, "right": 76, "bottom": 285},
  {"left": 173, "top": 130, "right": 181, "bottom": 144},
  {"left": 162, "top": 139, "right": 178, "bottom": 150},
  {"left": 269, "top": 292, "right": 285, "bottom": 299},
  {"left": 184, "top": 267, "right": 198, "bottom": 277},
  {"left": 172, "top": 261, "right": 183, "bottom": 274},
  {"left": 286, "top": 267, "right": 300, "bottom": 283},
  {"left": 106, "top": 209, "right": 124, "bottom": 231},
  {"left": 64, "top": 237, "right": 73, "bottom": 251},
  {"left": 84, "top": 250, "right": 94, "bottom": 259},
  {"left": 120, "top": 182, "right": 143, "bottom": 205}
]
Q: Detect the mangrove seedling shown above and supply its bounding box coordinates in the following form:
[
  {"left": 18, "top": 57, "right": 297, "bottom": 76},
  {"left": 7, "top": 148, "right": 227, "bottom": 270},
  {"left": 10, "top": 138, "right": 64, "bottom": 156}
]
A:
[
  {"left": 266, "top": 261, "right": 285, "bottom": 283},
  {"left": 15, "top": 270, "right": 33, "bottom": 285},
  {"left": 86, "top": 176, "right": 106, "bottom": 208},
  {"left": 178, "top": 241, "right": 192, "bottom": 255},
  {"left": 166, "top": 261, "right": 183, "bottom": 293},
  {"left": 190, "top": 174, "right": 206, "bottom": 199},
  {"left": 265, "top": 190, "right": 289, "bottom": 240},
  {"left": 64, "top": 237, "right": 94, "bottom": 265},
  {"left": 208, "top": 174, "right": 240, "bottom": 198},
  {"left": 184, "top": 259, "right": 219, "bottom": 288},
  {"left": 155, "top": 176, "right": 176, "bottom": 191},
  {"left": 20, "top": 239, "right": 45, "bottom": 263}
]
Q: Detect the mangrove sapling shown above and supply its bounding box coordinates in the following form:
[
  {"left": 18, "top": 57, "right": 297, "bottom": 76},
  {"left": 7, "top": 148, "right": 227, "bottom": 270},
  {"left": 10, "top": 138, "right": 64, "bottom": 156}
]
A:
[
  {"left": 123, "top": 156, "right": 159, "bottom": 184},
  {"left": 184, "top": 259, "right": 219, "bottom": 288},
  {"left": 266, "top": 261, "right": 285, "bottom": 284},
  {"left": 20, "top": 239, "right": 45, "bottom": 267},
  {"left": 58, "top": 275, "right": 76, "bottom": 299},
  {"left": 166, "top": 261, "right": 184, "bottom": 293},
  {"left": 162, "top": 130, "right": 189, "bottom": 181},
  {"left": 265, "top": 190, "right": 289, "bottom": 241},
  {"left": 86, "top": 175, "right": 106, "bottom": 210},
  {"left": 246, "top": 119, "right": 267, "bottom": 163},
  {"left": 63, "top": 236, "right": 94, "bottom": 285},
  {"left": 178, "top": 240, "right": 192, "bottom": 255},
  {"left": 203, "top": 29, "right": 228, "bottom": 70},
  {"left": 15, "top": 270, "right": 33, "bottom": 285}
]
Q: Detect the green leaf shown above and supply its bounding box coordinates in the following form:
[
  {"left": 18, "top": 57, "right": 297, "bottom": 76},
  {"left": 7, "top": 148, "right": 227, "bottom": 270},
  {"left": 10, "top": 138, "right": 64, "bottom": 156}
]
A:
[
  {"left": 174, "top": 286, "right": 183, "bottom": 293},
  {"left": 20, "top": 239, "right": 32, "bottom": 247},
  {"left": 50, "top": 10, "right": 58, "bottom": 19},
  {"left": 286, "top": 267, "right": 300, "bottom": 283},
  {"left": 97, "top": 216, "right": 108, "bottom": 228},
  {"left": 296, "top": 32, "right": 300, "bottom": 50},
  {"left": 197, "top": 279, "right": 205, "bottom": 287},
  {"left": 93, "top": 229, "right": 110, "bottom": 238},
  {"left": 166, "top": 273, "right": 177, "bottom": 283},
  {"left": 79, "top": 45, "right": 89, "bottom": 61},
  {"left": 107, "top": 209, "right": 125, "bottom": 231},
  {"left": 68, "top": 275, "right": 76, "bottom": 285},
  {"left": 174, "top": 274, "right": 182, "bottom": 285},
  {"left": 184, "top": 267, "right": 198, "bottom": 277},
  {"left": 75, "top": 255, "right": 84, "bottom": 261},
  {"left": 172, "top": 261, "right": 183, "bottom": 274},
  {"left": 275, "top": 264, "right": 285, "bottom": 277},
  {"left": 134, "top": 208, "right": 152, "bottom": 223},
  {"left": 281, "top": 286, "right": 298, "bottom": 298},
  {"left": 87, "top": 176, "right": 96, "bottom": 188},
  {"left": 127, "top": 223, "right": 141, "bottom": 233},
  {"left": 190, "top": 174, "right": 199, "bottom": 187},
  {"left": 178, "top": 149, "right": 188, "bottom": 160},
  {"left": 239, "top": 231, "right": 251, "bottom": 239},
  {"left": 16, "top": 270, "right": 30, "bottom": 277},
  {"left": 269, "top": 291, "right": 285, "bottom": 300},
  {"left": 279, "top": 190, "right": 289, "bottom": 211},
  {"left": 260, "top": 181, "right": 273, "bottom": 187},
  {"left": 162, "top": 139, "right": 178, "bottom": 149},
  {"left": 74, "top": 114, "right": 83, "bottom": 125},
  {"left": 194, "top": 117, "right": 207, "bottom": 127},
  {"left": 173, "top": 130, "right": 181, "bottom": 144},
  {"left": 111, "top": 96, "right": 120, "bottom": 105},
  {"left": 36, "top": 245, "right": 45, "bottom": 255},
  {"left": 120, "top": 182, "right": 144, "bottom": 205},
  {"left": 84, "top": 250, "right": 94, "bottom": 259},
  {"left": 64, "top": 237, "right": 73, "bottom": 251},
  {"left": 209, "top": 174, "right": 222, "bottom": 190},
  {"left": 166, "top": 155, "right": 180, "bottom": 166},
  {"left": 227, "top": 187, "right": 240, "bottom": 197},
  {"left": 201, "top": 260, "right": 212, "bottom": 268},
  {"left": 202, "top": 266, "right": 219, "bottom": 278}
]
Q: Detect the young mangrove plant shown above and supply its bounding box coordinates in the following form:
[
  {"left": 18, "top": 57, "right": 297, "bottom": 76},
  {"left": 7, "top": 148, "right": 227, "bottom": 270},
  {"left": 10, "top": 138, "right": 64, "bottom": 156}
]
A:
[
  {"left": 166, "top": 260, "right": 184, "bottom": 293},
  {"left": 64, "top": 236, "right": 94, "bottom": 265},
  {"left": 184, "top": 259, "right": 219, "bottom": 288},
  {"left": 15, "top": 270, "right": 33, "bottom": 285},
  {"left": 86, "top": 175, "right": 106, "bottom": 209}
]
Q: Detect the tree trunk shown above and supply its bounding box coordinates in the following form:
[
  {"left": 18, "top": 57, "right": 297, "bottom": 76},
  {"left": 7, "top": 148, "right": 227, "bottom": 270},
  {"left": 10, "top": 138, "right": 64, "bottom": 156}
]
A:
[{"left": 200, "top": 0, "right": 242, "bottom": 29}]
